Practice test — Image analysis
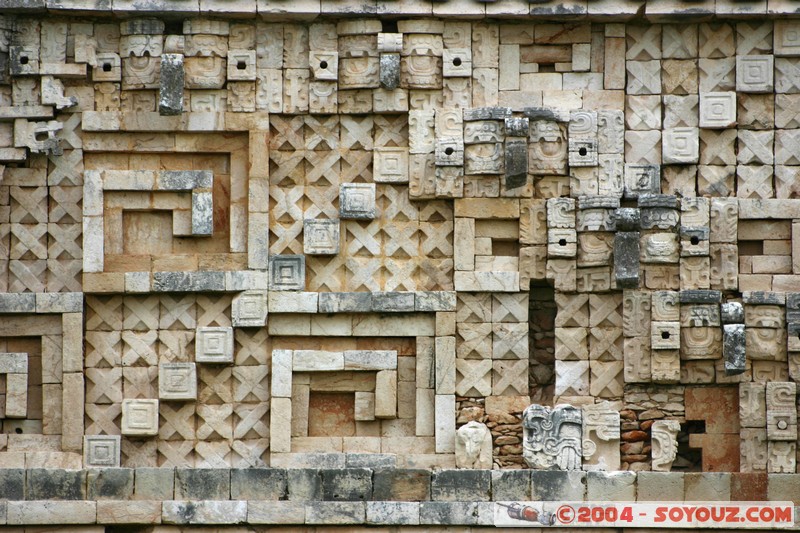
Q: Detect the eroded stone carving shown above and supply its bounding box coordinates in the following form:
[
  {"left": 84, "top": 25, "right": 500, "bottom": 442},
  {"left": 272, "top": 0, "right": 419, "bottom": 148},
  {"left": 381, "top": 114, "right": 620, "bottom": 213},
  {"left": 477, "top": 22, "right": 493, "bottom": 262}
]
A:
[
  {"left": 455, "top": 420, "right": 493, "bottom": 469},
  {"left": 523, "top": 404, "right": 582, "bottom": 470}
]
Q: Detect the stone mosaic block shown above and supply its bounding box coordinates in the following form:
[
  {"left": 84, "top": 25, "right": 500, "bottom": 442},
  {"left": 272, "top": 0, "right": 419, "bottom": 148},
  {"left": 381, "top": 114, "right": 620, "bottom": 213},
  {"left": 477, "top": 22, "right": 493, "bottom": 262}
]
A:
[
  {"left": 195, "top": 327, "right": 234, "bottom": 364},
  {"left": 269, "top": 255, "right": 306, "bottom": 291},
  {"left": 159, "top": 363, "right": 197, "bottom": 401},
  {"left": 340, "top": 183, "right": 377, "bottom": 220},
  {"left": 121, "top": 399, "right": 159, "bottom": 437}
]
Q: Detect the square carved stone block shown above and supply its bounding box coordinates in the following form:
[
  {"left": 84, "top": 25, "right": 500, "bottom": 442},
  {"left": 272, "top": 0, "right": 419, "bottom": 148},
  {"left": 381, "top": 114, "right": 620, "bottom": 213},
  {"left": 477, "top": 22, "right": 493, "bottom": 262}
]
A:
[
  {"left": 84, "top": 435, "right": 121, "bottom": 467},
  {"left": 269, "top": 255, "right": 306, "bottom": 291},
  {"left": 195, "top": 326, "right": 234, "bottom": 363},
  {"left": 159, "top": 362, "right": 198, "bottom": 401},
  {"left": 303, "top": 219, "right": 340, "bottom": 255},
  {"left": 121, "top": 399, "right": 159, "bottom": 437},
  {"left": 340, "top": 183, "right": 376, "bottom": 220},
  {"left": 232, "top": 290, "right": 268, "bottom": 327}
]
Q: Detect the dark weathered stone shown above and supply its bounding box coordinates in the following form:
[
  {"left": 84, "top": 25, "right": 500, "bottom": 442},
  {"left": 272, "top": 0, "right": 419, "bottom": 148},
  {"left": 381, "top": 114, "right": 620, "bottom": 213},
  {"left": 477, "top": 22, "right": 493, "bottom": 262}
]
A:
[
  {"left": 372, "top": 469, "right": 430, "bottom": 501},
  {"left": 638, "top": 193, "right": 680, "bottom": 209},
  {"left": 0, "top": 293, "right": 35, "bottom": 313},
  {"left": 0, "top": 469, "right": 24, "bottom": 500},
  {"left": 614, "top": 208, "right": 640, "bottom": 231},
  {"left": 231, "top": 468, "right": 287, "bottom": 500},
  {"left": 491, "top": 470, "right": 531, "bottom": 501},
  {"left": 152, "top": 271, "right": 225, "bottom": 292},
  {"left": 742, "top": 291, "right": 785, "bottom": 305},
  {"left": 504, "top": 116, "right": 529, "bottom": 137},
  {"left": 723, "top": 323, "right": 746, "bottom": 376},
  {"left": 787, "top": 294, "right": 800, "bottom": 322},
  {"left": 287, "top": 469, "right": 323, "bottom": 501},
  {"left": 680, "top": 226, "right": 709, "bottom": 240},
  {"left": 372, "top": 292, "right": 415, "bottom": 312},
  {"left": 614, "top": 231, "right": 640, "bottom": 289},
  {"left": 87, "top": 468, "right": 134, "bottom": 500},
  {"left": 430, "top": 470, "right": 491, "bottom": 502},
  {"left": 578, "top": 195, "right": 619, "bottom": 209},
  {"left": 321, "top": 469, "right": 373, "bottom": 501},
  {"left": 174, "top": 468, "right": 230, "bottom": 500},
  {"left": 121, "top": 18, "right": 165, "bottom": 35},
  {"left": 531, "top": 470, "right": 586, "bottom": 501},
  {"left": 319, "top": 291, "right": 373, "bottom": 313},
  {"left": 305, "top": 501, "right": 366, "bottom": 525},
  {"left": 504, "top": 138, "right": 528, "bottom": 190},
  {"left": 464, "top": 106, "right": 512, "bottom": 121},
  {"left": 679, "top": 290, "right": 722, "bottom": 304},
  {"left": 27, "top": 468, "right": 85, "bottom": 500},
  {"left": 159, "top": 53, "right": 184, "bottom": 116},
  {"left": 523, "top": 107, "right": 568, "bottom": 122},
  {"left": 721, "top": 302, "right": 744, "bottom": 324},
  {"left": 420, "top": 502, "right": 493, "bottom": 525},
  {"left": 135, "top": 467, "right": 174, "bottom": 500},
  {"left": 379, "top": 53, "right": 400, "bottom": 90}
]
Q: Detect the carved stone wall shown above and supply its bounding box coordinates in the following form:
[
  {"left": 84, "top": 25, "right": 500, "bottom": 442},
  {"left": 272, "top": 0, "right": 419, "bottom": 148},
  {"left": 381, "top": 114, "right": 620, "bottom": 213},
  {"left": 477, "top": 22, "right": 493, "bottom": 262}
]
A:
[{"left": 3, "top": 2, "right": 800, "bottom": 527}]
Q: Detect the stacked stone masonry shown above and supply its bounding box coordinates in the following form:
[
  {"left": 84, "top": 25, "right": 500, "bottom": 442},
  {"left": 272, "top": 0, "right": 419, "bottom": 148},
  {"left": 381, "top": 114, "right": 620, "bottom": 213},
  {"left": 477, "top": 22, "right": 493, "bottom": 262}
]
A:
[{"left": 5, "top": 0, "right": 800, "bottom": 528}]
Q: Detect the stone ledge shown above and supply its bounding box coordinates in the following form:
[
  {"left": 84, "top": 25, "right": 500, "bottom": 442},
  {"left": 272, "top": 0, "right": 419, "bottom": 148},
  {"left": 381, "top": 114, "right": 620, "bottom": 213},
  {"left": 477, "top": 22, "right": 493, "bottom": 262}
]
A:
[{"left": 0, "top": 0, "right": 794, "bottom": 19}]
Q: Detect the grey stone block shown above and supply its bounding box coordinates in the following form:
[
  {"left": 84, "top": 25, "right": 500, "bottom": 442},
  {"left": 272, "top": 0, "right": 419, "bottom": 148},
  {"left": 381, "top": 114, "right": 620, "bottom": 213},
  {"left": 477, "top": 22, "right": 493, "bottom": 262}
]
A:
[
  {"left": 0, "top": 469, "right": 24, "bottom": 500},
  {"left": 122, "top": 18, "right": 165, "bottom": 35},
  {"left": 684, "top": 472, "right": 731, "bottom": 501},
  {"left": 248, "top": 500, "right": 305, "bottom": 524},
  {"left": 415, "top": 291, "right": 457, "bottom": 312},
  {"left": 159, "top": 170, "right": 212, "bottom": 190},
  {"left": 614, "top": 231, "right": 640, "bottom": 289},
  {"left": 505, "top": 116, "right": 529, "bottom": 137},
  {"left": 767, "top": 473, "right": 800, "bottom": 503},
  {"left": 679, "top": 290, "right": 722, "bottom": 304},
  {"left": 268, "top": 255, "right": 306, "bottom": 291},
  {"left": 380, "top": 53, "right": 400, "bottom": 90},
  {"left": 231, "top": 469, "right": 287, "bottom": 500},
  {"left": 742, "top": 291, "right": 786, "bottom": 305},
  {"left": 721, "top": 302, "right": 744, "bottom": 324},
  {"left": 624, "top": 164, "right": 660, "bottom": 199},
  {"left": 0, "top": 293, "right": 35, "bottom": 313},
  {"left": 431, "top": 470, "right": 491, "bottom": 502},
  {"left": 638, "top": 193, "right": 679, "bottom": 209},
  {"left": 579, "top": 196, "right": 620, "bottom": 209},
  {"left": 192, "top": 191, "right": 213, "bottom": 235},
  {"left": 346, "top": 453, "right": 396, "bottom": 469},
  {"left": 27, "top": 468, "right": 85, "bottom": 500},
  {"left": 372, "top": 292, "right": 415, "bottom": 312},
  {"left": 492, "top": 470, "right": 531, "bottom": 501},
  {"left": 287, "top": 469, "right": 322, "bottom": 501},
  {"left": 305, "top": 501, "right": 366, "bottom": 525},
  {"left": 174, "top": 468, "right": 230, "bottom": 500},
  {"left": 373, "top": 469, "right": 431, "bottom": 501},
  {"left": 153, "top": 271, "right": 225, "bottom": 292},
  {"left": 319, "top": 292, "right": 372, "bottom": 313},
  {"left": 587, "top": 471, "right": 636, "bottom": 501},
  {"left": 163, "top": 500, "right": 247, "bottom": 525},
  {"left": 464, "top": 107, "right": 512, "bottom": 121},
  {"left": 614, "top": 207, "right": 640, "bottom": 231},
  {"left": 504, "top": 138, "right": 528, "bottom": 190},
  {"left": 637, "top": 472, "right": 684, "bottom": 502},
  {"left": 724, "top": 324, "right": 746, "bottom": 375},
  {"left": 366, "top": 501, "right": 419, "bottom": 525},
  {"left": 419, "top": 502, "right": 493, "bottom": 526},
  {"left": 531, "top": 471, "right": 585, "bottom": 501},
  {"left": 159, "top": 53, "right": 184, "bottom": 116},
  {"left": 35, "top": 292, "right": 82, "bottom": 313},
  {"left": 321, "top": 469, "right": 373, "bottom": 501},
  {"left": 340, "top": 183, "right": 376, "bottom": 220},
  {"left": 87, "top": 468, "right": 134, "bottom": 500},
  {"left": 523, "top": 107, "right": 569, "bottom": 122},
  {"left": 135, "top": 467, "right": 174, "bottom": 500}
]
